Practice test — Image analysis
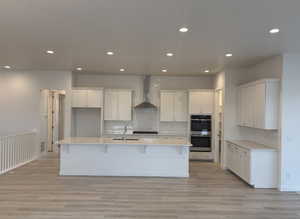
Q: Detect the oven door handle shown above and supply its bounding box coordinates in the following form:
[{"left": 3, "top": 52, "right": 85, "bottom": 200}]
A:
[{"left": 191, "top": 135, "right": 211, "bottom": 138}]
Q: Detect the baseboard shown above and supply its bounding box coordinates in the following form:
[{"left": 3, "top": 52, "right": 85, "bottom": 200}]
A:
[
  {"left": 189, "top": 151, "right": 214, "bottom": 160},
  {"left": 279, "top": 185, "right": 300, "bottom": 192}
]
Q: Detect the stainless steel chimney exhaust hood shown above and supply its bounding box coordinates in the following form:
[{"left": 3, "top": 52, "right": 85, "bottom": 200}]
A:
[{"left": 134, "top": 75, "right": 157, "bottom": 109}]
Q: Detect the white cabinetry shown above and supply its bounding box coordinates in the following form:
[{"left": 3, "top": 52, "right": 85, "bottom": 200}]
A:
[
  {"left": 237, "top": 79, "right": 280, "bottom": 130},
  {"left": 226, "top": 141, "right": 277, "bottom": 188},
  {"left": 189, "top": 90, "right": 214, "bottom": 114},
  {"left": 160, "top": 90, "right": 188, "bottom": 122},
  {"left": 72, "top": 88, "right": 103, "bottom": 108},
  {"left": 104, "top": 89, "right": 132, "bottom": 121}
]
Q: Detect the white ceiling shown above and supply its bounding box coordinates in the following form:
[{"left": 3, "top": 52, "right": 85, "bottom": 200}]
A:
[{"left": 0, "top": 0, "right": 299, "bottom": 75}]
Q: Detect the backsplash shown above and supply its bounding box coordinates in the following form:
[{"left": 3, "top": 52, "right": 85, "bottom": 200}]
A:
[
  {"left": 104, "top": 121, "right": 134, "bottom": 134},
  {"left": 159, "top": 122, "right": 188, "bottom": 136},
  {"left": 134, "top": 108, "right": 159, "bottom": 132},
  {"left": 103, "top": 120, "right": 188, "bottom": 136},
  {"left": 239, "top": 127, "right": 279, "bottom": 148}
]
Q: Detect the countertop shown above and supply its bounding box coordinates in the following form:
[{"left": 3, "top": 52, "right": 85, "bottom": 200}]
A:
[
  {"left": 227, "top": 140, "right": 278, "bottom": 151},
  {"left": 58, "top": 137, "right": 192, "bottom": 147},
  {"left": 103, "top": 132, "right": 187, "bottom": 137}
]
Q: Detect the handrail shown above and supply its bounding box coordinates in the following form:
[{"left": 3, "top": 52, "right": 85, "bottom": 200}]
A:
[{"left": 0, "top": 131, "right": 38, "bottom": 175}]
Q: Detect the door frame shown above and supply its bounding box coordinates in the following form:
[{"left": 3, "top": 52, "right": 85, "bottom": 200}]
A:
[{"left": 214, "top": 89, "right": 224, "bottom": 165}]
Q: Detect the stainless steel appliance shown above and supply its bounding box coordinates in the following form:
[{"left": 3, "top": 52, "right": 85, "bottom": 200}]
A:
[
  {"left": 190, "top": 115, "right": 212, "bottom": 152},
  {"left": 133, "top": 131, "right": 158, "bottom": 135}
]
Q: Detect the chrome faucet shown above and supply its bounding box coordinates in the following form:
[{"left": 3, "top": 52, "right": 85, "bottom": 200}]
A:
[{"left": 122, "top": 122, "right": 130, "bottom": 140}]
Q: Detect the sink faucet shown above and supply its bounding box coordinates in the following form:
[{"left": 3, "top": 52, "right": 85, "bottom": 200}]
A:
[{"left": 122, "top": 122, "right": 130, "bottom": 139}]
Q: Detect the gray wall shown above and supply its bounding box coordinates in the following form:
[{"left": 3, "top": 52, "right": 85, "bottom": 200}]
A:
[{"left": 0, "top": 70, "right": 72, "bottom": 137}]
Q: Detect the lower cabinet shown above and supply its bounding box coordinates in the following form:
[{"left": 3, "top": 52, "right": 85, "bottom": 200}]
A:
[{"left": 226, "top": 141, "right": 277, "bottom": 188}]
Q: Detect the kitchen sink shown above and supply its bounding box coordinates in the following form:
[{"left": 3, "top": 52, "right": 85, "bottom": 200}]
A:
[
  {"left": 112, "top": 137, "right": 139, "bottom": 141},
  {"left": 125, "top": 138, "right": 139, "bottom": 141}
]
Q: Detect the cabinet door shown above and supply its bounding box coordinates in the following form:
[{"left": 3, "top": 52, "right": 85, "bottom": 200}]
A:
[
  {"left": 87, "top": 90, "right": 103, "bottom": 108},
  {"left": 237, "top": 79, "right": 279, "bottom": 130},
  {"left": 232, "top": 146, "right": 239, "bottom": 174},
  {"left": 104, "top": 91, "right": 119, "bottom": 120},
  {"left": 174, "top": 91, "right": 188, "bottom": 121},
  {"left": 72, "top": 90, "right": 88, "bottom": 107},
  {"left": 242, "top": 149, "right": 251, "bottom": 183},
  {"left": 248, "top": 85, "right": 256, "bottom": 127},
  {"left": 254, "top": 82, "right": 266, "bottom": 129},
  {"left": 201, "top": 91, "right": 214, "bottom": 114},
  {"left": 237, "top": 148, "right": 244, "bottom": 178},
  {"left": 240, "top": 87, "right": 247, "bottom": 126},
  {"left": 160, "top": 92, "right": 175, "bottom": 121},
  {"left": 227, "top": 144, "right": 233, "bottom": 170},
  {"left": 189, "top": 91, "right": 214, "bottom": 114},
  {"left": 237, "top": 87, "right": 242, "bottom": 126},
  {"left": 189, "top": 92, "right": 201, "bottom": 114},
  {"left": 118, "top": 90, "right": 132, "bottom": 121}
]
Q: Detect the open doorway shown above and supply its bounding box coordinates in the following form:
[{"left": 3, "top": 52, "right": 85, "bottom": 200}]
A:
[
  {"left": 40, "top": 89, "right": 66, "bottom": 153},
  {"left": 214, "top": 89, "right": 224, "bottom": 165}
]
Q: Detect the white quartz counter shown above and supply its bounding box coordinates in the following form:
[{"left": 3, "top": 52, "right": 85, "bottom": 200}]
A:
[
  {"left": 58, "top": 137, "right": 192, "bottom": 147},
  {"left": 227, "top": 140, "right": 277, "bottom": 151}
]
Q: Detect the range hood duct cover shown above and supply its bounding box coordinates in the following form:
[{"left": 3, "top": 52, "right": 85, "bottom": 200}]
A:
[{"left": 134, "top": 75, "right": 157, "bottom": 109}]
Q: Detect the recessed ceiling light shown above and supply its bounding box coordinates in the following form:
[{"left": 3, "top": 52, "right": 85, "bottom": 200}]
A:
[
  {"left": 269, "top": 28, "right": 280, "bottom": 34},
  {"left": 225, "top": 53, "right": 233, "bottom": 57},
  {"left": 106, "top": 51, "right": 114, "bottom": 55},
  {"left": 166, "top": 53, "right": 174, "bottom": 57},
  {"left": 162, "top": 69, "right": 167, "bottom": 72},
  {"left": 3, "top": 65, "right": 11, "bottom": 69},
  {"left": 179, "top": 27, "right": 189, "bottom": 33},
  {"left": 46, "top": 50, "right": 55, "bottom": 54},
  {"left": 204, "top": 69, "right": 210, "bottom": 73},
  {"left": 76, "top": 67, "right": 83, "bottom": 71},
  {"left": 120, "top": 68, "right": 125, "bottom": 72}
]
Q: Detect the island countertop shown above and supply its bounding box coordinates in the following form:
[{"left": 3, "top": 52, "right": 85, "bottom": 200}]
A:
[{"left": 58, "top": 137, "right": 192, "bottom": 147}]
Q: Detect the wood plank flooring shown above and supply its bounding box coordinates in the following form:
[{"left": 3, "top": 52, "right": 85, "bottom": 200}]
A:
[{"left": 0, "top": 153, "right": 300, "bottom": 219}]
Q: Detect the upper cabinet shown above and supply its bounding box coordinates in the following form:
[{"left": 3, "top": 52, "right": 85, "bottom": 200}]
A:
[
  {"left": 189, "top": 90, "right": 214, "bottom": 114},
  {"left": 160, "top": 90, "right": 188, "bottom": 122},
  {"left": 72, "top": 88, "right": 103, "bottom": 108},
  {"left": 104, "top": 89, "right": 132, "bottom": 121},
  {"left": 237, "top": 79, "right": 280, "bottom": 130}
]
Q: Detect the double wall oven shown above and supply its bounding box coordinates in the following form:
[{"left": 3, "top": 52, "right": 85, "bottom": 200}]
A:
[{"left": 190, "top": 115, "right": 212, "bottom": 152}]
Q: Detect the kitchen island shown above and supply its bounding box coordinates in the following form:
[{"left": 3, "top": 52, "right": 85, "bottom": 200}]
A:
[{"left": 58, "top": 137, "right": 191, "bottom": 177}]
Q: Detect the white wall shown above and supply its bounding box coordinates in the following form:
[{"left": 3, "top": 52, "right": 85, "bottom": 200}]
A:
[
  {"left": 0, "top": 71, "right": 72, "bottom": 139},
  {"left": 280, "top": 54, "right": 300, "bottom": 191},
  {"left": 223, "top": 56, "right": 282, "bottom": 148},
  {"left": 223, "top": 69, "right": 242, "bottom": 141}
]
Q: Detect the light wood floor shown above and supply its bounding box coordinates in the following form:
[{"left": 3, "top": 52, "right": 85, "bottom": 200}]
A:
[{"left": 0, "top": 153, "right": 300, "bottom": 219}]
